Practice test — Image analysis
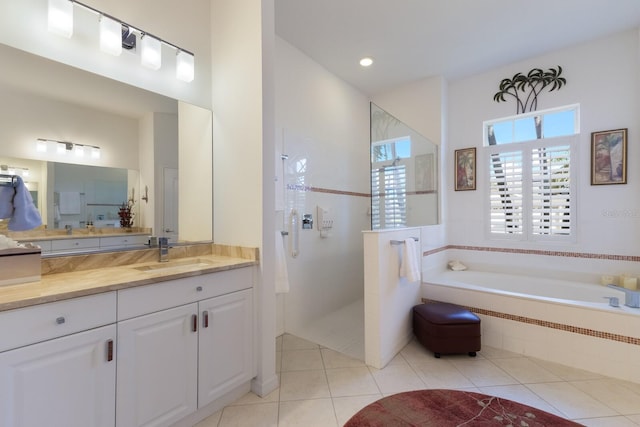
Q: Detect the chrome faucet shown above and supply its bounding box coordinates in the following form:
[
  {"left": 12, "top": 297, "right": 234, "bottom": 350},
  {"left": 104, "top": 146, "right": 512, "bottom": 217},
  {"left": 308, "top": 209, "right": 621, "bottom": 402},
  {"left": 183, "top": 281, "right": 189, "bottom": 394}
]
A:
[
  {"left": 606, "top": 284, "right": 640, "bottom": 308},
  {"left": 158, "top": 237, "right": 169, "bottom": 262},
  {"left": 65, "top": 224, "right": 72, "bottom": 235}
]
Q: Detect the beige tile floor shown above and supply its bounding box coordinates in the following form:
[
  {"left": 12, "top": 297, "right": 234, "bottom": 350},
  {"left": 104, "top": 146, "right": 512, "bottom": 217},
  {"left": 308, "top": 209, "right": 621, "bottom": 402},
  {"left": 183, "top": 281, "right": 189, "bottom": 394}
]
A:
[{"left": 196, "top": 334, "right": 640, "bottom": 427}]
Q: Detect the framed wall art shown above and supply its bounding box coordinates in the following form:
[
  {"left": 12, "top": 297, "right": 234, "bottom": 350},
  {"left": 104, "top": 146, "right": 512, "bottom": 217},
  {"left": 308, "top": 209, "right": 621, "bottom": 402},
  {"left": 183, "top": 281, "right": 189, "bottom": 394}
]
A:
[
  {"left": 591, "top": 128, "right": 627, "bottom": 185},
  {"left": 455, "top": 147, "right": 476, "bottom": 191}
]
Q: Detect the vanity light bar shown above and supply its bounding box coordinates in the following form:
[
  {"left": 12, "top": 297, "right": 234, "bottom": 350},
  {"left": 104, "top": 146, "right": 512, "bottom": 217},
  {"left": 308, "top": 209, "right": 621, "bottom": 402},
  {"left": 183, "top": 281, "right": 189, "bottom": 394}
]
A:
[
  {"left": 47, "top": 0, "right": 195, "bottom": 82},
  {"left": 0, "top": 165, "right": 29, "bottom": 177},
  {"left": 36, "top": 138, "right": 101, "bottom": 160}
]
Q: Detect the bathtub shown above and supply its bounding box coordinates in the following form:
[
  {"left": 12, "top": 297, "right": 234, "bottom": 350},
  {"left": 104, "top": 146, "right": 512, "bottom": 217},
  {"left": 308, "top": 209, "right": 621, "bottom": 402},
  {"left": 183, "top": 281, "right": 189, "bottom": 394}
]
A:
[
  {"left": 428, "top": 270, "right": 636, "bottom": 308},
  {"left": 423, "top": 269, "right": 640, "bottom": 383}
]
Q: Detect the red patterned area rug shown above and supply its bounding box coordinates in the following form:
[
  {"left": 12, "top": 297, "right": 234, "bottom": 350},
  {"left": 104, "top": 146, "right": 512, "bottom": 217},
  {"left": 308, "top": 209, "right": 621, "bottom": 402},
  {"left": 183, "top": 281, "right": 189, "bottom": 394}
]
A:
[{"left": 344, "top": 389, "right": 583, "bottom": 426}]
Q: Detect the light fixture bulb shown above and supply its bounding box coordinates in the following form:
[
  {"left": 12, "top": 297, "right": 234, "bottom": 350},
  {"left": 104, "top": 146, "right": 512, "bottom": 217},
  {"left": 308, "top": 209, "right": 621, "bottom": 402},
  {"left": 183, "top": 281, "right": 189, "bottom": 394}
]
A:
[
  {"left": 74, "top": 144, "right": 85, "bottom": 158},
  {"left": 57, "top": 142, "right": 67, "bottom": 155},
  {"left": 91, "top": 146, "right": 101, "bottom": 160},
  {"left": 176, "top": 50, "right": 195, "bottom": 82},
  {"left": 100, "top": 15, "right": 122, "bottom": 56},
  {"left": 48, "top": 0, "right": 74, "bottom": 38},
  {"left": 22, "top": 170, "right": 29, "bottom": 178},
  {"left": 359, "top": 57, "right": 374, "bottom": 67},
  {"left": 36, "top": 139, "right": 48, "bottom": 153},
  {"left": 141, "top": 34, "right": 162, "bottom": 70}
]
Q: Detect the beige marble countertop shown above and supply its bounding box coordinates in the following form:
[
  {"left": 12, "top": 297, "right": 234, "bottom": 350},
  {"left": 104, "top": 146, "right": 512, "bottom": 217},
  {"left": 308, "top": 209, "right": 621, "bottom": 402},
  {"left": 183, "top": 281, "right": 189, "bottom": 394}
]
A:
[{"left": 0, "top": 244, "right": 258, "bottom": 312}]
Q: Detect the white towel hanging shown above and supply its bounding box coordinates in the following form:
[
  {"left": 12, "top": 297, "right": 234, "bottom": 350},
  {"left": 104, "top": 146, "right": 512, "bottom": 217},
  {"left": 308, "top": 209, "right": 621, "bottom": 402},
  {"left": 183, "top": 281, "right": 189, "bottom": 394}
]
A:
[
  {"left": 59, "top": 192, "right": 81, "bottom": 214},
  {"left": 400, "top": 238, "right": 421, "bottom": 282}
]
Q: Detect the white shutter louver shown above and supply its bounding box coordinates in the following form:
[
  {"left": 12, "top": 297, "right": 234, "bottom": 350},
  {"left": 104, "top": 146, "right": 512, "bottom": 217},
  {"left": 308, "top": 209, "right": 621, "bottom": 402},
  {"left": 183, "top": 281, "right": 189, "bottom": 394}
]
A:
[
  {"left": 371, "top": 165, "right": 406, "bottom": 229},
  {"left": 489, "top": 151, "right": 523, "bottom": 235},
  {"left": 531, "top": 145, "right": 571, "bottom": 236}
]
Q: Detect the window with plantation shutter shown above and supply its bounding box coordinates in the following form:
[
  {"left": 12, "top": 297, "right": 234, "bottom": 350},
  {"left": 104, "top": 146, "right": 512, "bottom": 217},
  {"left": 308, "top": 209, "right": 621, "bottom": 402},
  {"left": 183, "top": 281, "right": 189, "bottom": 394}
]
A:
[
  {"left": 484, "top": 105, "right": 578, "bottom": 242},
  {"left": 531, "top": 144, "right": 571, "bottom": 236},
  {"left": 489, "top": 150, "right": 524, "bottom": 235},
  {"left": 371, "top": 165, "right": 406, "bottom": 229}
]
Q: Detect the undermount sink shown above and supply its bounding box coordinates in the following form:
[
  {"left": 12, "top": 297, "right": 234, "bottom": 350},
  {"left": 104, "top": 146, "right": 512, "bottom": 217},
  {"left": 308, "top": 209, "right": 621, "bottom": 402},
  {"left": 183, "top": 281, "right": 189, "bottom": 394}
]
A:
[{"left": 133, "top": 258, "right": 217, "bottom": 272}]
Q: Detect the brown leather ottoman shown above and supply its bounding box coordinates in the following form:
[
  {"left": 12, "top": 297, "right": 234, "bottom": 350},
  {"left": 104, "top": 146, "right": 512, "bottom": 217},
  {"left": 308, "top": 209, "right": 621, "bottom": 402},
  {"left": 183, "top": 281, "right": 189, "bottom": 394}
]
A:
[{"left": 412, "top": 302, "right": 481, "bottom": 358}]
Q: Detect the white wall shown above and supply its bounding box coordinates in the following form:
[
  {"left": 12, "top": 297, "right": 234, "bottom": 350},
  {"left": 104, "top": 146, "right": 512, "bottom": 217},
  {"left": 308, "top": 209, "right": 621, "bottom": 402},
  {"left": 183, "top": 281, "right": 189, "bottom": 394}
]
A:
[
  {"left": 372, "top": 76, "right": 445, "bottom": 147},
  {"left": 211, "top": 0, "right": 264, "bottom": 247},
  {"left": 275, "top": 37, "right": 370, "bottom": 337},
  {"left": 211, "top": 0, "right": 277, "bottom": 398},
  {"left": 447, "top": 29, "right": 640, "bottom": 255}
]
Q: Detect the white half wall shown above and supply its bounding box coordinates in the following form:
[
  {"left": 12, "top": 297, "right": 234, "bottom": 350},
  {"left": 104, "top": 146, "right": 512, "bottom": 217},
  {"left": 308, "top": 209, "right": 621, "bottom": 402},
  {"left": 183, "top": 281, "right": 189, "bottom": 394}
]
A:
[{"left": 363, "top": 228, "right": 422, "bottom": 369}]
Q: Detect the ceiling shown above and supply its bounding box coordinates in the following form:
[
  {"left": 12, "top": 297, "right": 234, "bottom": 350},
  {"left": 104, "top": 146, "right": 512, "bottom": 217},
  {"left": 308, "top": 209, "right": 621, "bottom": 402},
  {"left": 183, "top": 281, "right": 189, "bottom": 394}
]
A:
[{"left": 275, "top": 0, "right": 640, "bottom": 96}]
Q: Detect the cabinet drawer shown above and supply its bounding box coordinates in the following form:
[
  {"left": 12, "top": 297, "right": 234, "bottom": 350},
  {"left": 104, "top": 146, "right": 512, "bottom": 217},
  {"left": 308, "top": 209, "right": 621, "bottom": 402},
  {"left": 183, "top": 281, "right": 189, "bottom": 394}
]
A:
[
  {"left": 100, "top": 235, "right": 149, "bottom": 247},
  {"left": 118, "top": 267, "right": 253, "bottom": 320},
  {"left": 0, "top": 292, "right": 116, "bottom": 353},
  {"left": 51, "top": 238, "right": 100, "bottom": 251}
]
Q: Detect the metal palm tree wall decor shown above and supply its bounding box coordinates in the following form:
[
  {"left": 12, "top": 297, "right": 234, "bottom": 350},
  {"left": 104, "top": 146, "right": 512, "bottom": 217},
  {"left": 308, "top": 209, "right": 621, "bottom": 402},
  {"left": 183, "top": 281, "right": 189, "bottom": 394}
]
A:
[
  {"left": 493, "top": 66, "right": 566, "bottom": 114},
  {"left": 489, "top": 66, "right": 567, "bottom": 231}
]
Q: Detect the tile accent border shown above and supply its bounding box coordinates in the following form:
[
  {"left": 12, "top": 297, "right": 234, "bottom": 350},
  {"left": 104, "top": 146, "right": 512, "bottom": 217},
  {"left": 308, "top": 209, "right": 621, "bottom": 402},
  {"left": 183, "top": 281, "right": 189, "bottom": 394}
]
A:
[
  {"left": 422, "top": 298, "right": 640, "bottom": 347},
  {"left": 423, "top": 245, "right": 640, "bottom": 262},
  {"left": 286, "top": 183, "right": 369, "bottom": 198}
]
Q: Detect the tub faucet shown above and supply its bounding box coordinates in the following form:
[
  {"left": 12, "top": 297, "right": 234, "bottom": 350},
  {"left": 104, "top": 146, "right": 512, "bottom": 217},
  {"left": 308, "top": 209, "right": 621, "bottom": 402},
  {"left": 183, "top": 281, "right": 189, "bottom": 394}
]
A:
[
  {"left": 603, "top": 296, "right": 620, "bottom": 307},
  {"left": 606, "top": 284, "right": 640, "bottom": 308},
  {"left": 158, "top": 237, "right": 169, "bottom": 263}
]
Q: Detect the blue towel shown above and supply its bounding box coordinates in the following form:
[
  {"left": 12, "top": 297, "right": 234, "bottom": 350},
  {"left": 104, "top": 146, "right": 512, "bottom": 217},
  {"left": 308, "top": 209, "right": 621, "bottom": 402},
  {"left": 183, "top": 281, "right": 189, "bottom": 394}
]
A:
[{"left": 1, "top": 176, "right": 43, "bottom": 231}]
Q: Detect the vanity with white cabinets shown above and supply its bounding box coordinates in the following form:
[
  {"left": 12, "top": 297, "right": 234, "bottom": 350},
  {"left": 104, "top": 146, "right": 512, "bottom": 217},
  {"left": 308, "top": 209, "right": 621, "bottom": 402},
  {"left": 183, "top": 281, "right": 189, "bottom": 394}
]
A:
[
  {"left": 0, "top": 249, "right": 256, "bottom": 427},
  {"left": 116, "top": 268, "right": 253, "bottom": 427},
  {"left": 0, "top": 293, "right": 117, "bottom": 427}
]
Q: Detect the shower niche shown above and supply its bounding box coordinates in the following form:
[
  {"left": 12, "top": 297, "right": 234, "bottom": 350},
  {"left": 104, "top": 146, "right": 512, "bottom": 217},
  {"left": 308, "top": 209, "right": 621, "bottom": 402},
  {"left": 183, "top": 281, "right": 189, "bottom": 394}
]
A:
[{"left": 370, "top": 103, "right": 439, "bottom": 229}]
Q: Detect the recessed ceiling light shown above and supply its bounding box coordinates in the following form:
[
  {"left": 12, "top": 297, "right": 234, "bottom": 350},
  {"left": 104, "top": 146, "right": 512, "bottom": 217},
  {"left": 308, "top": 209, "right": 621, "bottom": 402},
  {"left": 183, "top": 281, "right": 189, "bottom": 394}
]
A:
[{"left": 359, "top": 57, "right": 374, "bottom": 67}]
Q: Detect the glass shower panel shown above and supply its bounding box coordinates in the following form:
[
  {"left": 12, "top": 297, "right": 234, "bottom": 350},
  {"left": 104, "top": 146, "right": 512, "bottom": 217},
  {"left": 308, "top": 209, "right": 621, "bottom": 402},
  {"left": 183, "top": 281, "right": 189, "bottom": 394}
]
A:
[{"left": 370, "top": 103, "right": 439, "bottom": 229}]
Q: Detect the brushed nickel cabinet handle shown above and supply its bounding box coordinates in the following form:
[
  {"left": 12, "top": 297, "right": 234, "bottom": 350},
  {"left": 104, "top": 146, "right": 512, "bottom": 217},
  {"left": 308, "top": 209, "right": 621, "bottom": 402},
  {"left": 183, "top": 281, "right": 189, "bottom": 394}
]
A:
[{"left": 56, "top": 316, "right": 65, "bottom": 325}]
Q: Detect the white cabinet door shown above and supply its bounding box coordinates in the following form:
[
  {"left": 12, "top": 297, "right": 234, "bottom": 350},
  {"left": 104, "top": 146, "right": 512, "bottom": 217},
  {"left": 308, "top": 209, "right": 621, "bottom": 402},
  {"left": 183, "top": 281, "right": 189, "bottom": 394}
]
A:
[
  {"left": 198, "top": 289, "right": 253, "bottom": 407},
  {"left": 116, "top": 303, "right": 198, "bottom": 427},
  {"left": 0, "top": 325, "right": 116, "bottom": 427}
]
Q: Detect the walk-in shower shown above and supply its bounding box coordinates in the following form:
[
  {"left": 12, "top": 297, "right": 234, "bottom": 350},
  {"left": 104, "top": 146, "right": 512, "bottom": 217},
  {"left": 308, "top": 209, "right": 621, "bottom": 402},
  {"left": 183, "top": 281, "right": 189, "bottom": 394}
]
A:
[{"left": 275, "top": 103, "right": 438, "bottom": 361}]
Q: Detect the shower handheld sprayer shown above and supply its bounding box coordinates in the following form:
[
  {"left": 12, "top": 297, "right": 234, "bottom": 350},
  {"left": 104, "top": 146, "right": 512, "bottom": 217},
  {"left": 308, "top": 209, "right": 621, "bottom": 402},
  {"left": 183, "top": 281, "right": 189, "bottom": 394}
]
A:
[{"left": 290, "top": 208, "right": 299, "bottom": 258}]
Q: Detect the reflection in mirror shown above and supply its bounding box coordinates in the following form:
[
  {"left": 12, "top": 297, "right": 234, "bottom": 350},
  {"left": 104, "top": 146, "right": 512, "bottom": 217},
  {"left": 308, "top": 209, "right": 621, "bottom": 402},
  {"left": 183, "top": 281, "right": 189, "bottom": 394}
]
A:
[
  {"left": 370, "top": 103, "right": 438, "bottom": 229},
  {"left": 49, "top": 162, "right": 136, "bottom": 229},
  {"left": 0, "top": 43, "right": 213, "bottom": 250},
  {"left": 1, "top": 155, "right": 139, "bottom": 229}
]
